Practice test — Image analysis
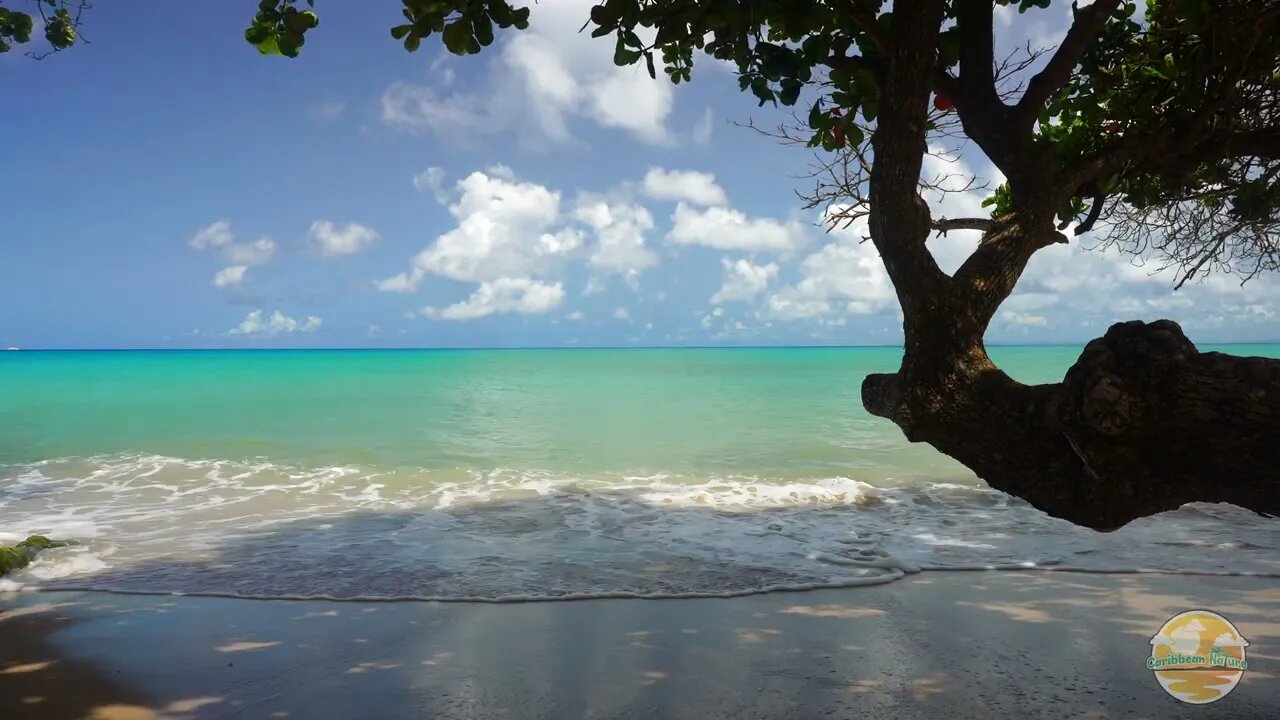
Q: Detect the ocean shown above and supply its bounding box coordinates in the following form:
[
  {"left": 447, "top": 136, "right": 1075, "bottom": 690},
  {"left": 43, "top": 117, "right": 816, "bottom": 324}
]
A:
[{"left": 2, "top": 346, "right": 1277, "bottom": 600}]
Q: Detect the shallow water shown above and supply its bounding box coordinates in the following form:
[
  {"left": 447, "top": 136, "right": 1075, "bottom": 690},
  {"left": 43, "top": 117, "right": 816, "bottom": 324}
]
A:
[{"left": 3, "top": 346, "right": 1278, "bottom": 599}]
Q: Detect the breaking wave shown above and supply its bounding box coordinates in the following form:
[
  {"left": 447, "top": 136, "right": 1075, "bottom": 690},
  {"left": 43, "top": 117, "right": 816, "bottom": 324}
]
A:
[{"left": 3, "top": 454, "right": 1277, "bottom": 601}]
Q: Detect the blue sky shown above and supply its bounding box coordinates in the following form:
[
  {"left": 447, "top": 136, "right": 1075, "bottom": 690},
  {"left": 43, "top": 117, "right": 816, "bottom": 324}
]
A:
[{"left": 2, "top": 1, "right": 1277, "bottom": 349}]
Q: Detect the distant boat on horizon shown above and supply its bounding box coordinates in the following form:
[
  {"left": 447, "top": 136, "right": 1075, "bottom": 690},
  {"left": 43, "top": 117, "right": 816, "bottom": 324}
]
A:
[{"left": 5, "top": 347, "right": 19, "bottom": 351}]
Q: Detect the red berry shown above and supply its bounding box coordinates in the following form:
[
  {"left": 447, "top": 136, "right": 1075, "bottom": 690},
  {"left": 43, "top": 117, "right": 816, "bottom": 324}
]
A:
[{"left": 933, "top": 93, "right": 954, "bottom": 112}]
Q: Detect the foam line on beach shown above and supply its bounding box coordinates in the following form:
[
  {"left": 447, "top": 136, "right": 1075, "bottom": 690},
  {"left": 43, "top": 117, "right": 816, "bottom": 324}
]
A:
[
  {"left": 4, "top": 452, "right": 1278, "bottom": 601},
  {"left": 11, "top": 564, "right": 1280, "bottom": 604}
]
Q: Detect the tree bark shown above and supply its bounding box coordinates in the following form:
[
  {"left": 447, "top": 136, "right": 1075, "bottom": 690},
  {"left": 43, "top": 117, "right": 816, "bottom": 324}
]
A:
[
  {"left": 864, "top": 319, "right": 1280, "bottom": 531},
  {"left": 849, "top": 0, "right": 1279, "bottom": 531}
]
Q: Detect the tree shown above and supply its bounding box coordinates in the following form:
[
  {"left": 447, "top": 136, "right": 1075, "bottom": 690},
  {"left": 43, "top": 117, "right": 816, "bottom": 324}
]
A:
[{"left": 6, "top": 0, "right": 1278, "bottom": 530}]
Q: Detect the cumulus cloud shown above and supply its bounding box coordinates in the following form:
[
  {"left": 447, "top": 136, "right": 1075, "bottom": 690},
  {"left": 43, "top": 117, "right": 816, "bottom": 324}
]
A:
[
  {"left": 421, "top": 278, "right": 564, "bottom": 320},
  {"left": 667, "top": 203, "right": 807, "bottom": 253},
  {"left": 223, "top": 237, "right": 276, "bottom": 266},
  {"left": 573, "top": 194, "right": 660, "bottom": 285},
  {"left": 566, "top": 310, "right": 585, "bottom": 321},
  {"left": 230, "top": 310, "right": 322, "bottom": 336},
  {"left": 712, "top": 258, "right": 779, "bottom": 304},
  {"left": 189, "top": 221, "right": 275, "bottom": 267},
  {"left": 764, "top": 211, "right": 896, "bottom": 320},
  {"left": 212, "top": 266, "right": 247, "bottom": 289},
  {"left": 643, "top": 168, "right": 728, "bottom": 206},
  {"left": 381, "top": 0, "right": 673, "bottom": 147},
  {"left": 378, "top": 168, "right": 581, "bottom": 293},
  {"left": 309, "top": 220, "right": 379, "bottom": 257},
  {"left": 614, "top": 307, "right": 631, "bottom": 321}
]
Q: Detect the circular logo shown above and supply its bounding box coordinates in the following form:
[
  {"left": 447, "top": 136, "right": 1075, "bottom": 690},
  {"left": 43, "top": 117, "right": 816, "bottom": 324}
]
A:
[{"left": 1148, "top": 609, "right": 1249, "bottom": 704}]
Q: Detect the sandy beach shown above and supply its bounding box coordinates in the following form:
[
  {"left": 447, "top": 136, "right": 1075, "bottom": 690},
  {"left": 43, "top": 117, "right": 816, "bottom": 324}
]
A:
[{"left": 2, "top": 571, "right": 1276, "bottom": 719}]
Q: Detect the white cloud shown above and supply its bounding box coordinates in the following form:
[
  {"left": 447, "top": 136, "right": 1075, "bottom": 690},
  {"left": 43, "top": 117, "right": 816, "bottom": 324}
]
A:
[
  {"left": 381, "top": 0, "right": 673, "bottom": 147},
  {"left": 212, "top": 265, "right": 247, "bottom": 289},
  {"left": 378, "top": 169, "right": 580, "bottom": 292},
  {"left": 573, "top": 194, "right": 660, "bottom": 280},
  {"left": 566, "top": 311, "right": 585, "bottom": 321},
  {"left": 668, "top": 203, "right": 807, "bottom": 253},
  {"left": 230, "top": 310, "right": 322, "bottom": 336},
  {"left": 421, "top": 278, "right": 564, "bottom": 320},
  {"left": 764, "top": 210, "right": 896, "bottom": 320},
  {"left": 712, "top": 258, "right": 779, "bottom": 304},
  {"left": 309, "top": 221, "right": 379, "bottom": 257},
  {"left": 643, "top": 168, "right": 728, "bottom": 206},
  {"left": 222, "top": 237, "right": 277, "bottom": 266},
  {"left": 692, "top": 108, "right": 714, "bottom": 145},
  {"left": 413, "top": 167, "right": 450, "bottom": 204},
  {"left": 189, "top": 220, "right": 234, "bottom": 250},
  {"left": 189, "top": 221, "right": 276, "bottom": 267},
  {"left": 381, "top": 82, "right": 488, "bottom": 136},
  {"left": 614, "top": 307, "right": 631, "bottom": 321},
  {"left": 1003, "top": 311, "right": 1049, "bottom": 327}
]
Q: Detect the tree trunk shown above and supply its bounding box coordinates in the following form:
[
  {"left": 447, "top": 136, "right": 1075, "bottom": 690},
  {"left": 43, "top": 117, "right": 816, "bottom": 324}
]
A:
[{"left": 863, "top": 319, "right": 1280, "bottom": 531}]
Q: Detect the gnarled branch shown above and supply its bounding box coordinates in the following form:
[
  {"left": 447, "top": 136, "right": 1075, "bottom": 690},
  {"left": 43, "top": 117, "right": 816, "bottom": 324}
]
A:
[{"left": 1015, "top": 0, "right": 1122, "bottom": 127}]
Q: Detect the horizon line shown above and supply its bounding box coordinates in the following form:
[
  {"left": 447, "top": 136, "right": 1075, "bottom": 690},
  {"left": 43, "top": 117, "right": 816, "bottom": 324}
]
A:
[{"left": 6, "top": 340, "right": 1280, "bottom": 353}]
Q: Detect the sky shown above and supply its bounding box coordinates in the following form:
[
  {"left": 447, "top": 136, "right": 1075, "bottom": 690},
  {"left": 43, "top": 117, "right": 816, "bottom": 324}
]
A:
[{"left": 2, "top": 1, "right": 1277, "bottom": 349}]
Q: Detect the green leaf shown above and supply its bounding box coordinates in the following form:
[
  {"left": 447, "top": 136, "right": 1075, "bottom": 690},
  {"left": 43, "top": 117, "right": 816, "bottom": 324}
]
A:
[
  {"left": 614, "top": 45, "right": 642, "bottom": 65},
  {"left": 256, "top": 34, "right": 280, "bottom": 55},
  {"left": 391, "top": 24, "right": 412, "bottom": 40},
  {"left": 589, "top": 4, "right": 615, "bottom": 27},
  {"left": 779, "top": 78, "right": 802, "bottom": 106},
  {"left": 245, "top": 25, "right": 271, "bottom": 45},
  {"left": 277, "top": 31, "right": 302, "bottom": 57},
  {"left": 473, "top": 14, "right": 495, "bottom": 46},
  {"left": 443, "top": 20, "right": 471, "bottom": 54}
]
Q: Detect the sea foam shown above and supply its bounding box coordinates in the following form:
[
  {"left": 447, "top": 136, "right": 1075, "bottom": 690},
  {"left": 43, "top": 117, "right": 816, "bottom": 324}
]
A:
[{"left": 2, "top": 454, "right": 1277, "bottom": 601}]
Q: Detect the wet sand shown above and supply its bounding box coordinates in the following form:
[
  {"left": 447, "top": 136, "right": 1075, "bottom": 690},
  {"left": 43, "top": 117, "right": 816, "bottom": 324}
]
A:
[{"left": 2, "top": 571, "right": 1277, "bottom": 719}]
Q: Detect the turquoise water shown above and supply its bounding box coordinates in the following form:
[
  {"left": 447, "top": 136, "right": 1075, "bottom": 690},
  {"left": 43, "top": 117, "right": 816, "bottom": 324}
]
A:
[
  {"left": 0, "top": 345, "right": 1120, "bottom": 476},
  {"left": 2, "top": 346, "right": 1278, "bottom": 600}
]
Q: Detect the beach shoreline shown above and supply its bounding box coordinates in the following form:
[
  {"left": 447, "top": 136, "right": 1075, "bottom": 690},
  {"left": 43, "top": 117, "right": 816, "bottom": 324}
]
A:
[{"left": 3, "top": 571, "right": 1276, "bottom": 719}]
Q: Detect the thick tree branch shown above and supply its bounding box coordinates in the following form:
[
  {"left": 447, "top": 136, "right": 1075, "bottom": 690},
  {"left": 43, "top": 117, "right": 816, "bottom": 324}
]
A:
[
  {"left": 932, "top": 217, "right": 998, "bottom": 233},
  {"left": 1074, "top": 183, "right": 1106, "bottom": 235},
  {"left": 1015, "top": 0, "right": 1122, "bottom": 126},
  {"left": 940, "top": 3, "right": 1035, "bottom": 184},
  {"left": 865, "top": 0, "right": 949, "bottom": 303},
  {"left": 951, "top": 221, "right": 1068, "bottom": 325},
  {"left": 955, "top": 0, "right": 996, "bottom": 101}
]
